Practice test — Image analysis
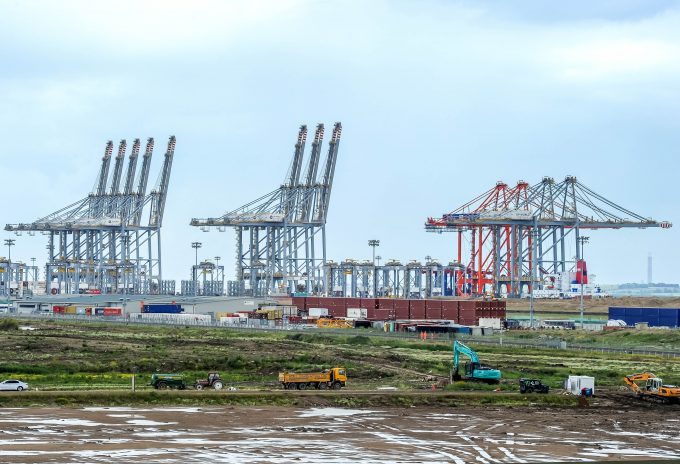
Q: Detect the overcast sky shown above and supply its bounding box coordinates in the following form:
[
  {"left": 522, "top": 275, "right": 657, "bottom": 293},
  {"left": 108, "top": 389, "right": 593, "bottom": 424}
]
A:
[{"left": 1, "top": 0, "right": 679, "bottom": 285}]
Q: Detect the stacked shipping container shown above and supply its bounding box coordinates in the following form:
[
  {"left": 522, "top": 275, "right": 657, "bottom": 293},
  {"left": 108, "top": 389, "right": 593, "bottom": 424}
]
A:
[{"left": 290, "top": 297, "right": 506, "bottom": 324}]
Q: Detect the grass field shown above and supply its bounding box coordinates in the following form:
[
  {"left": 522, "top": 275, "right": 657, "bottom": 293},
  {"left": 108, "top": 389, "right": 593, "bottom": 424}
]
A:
[{"left": 1, "top": 318, "right": 679, "bottom": 399}]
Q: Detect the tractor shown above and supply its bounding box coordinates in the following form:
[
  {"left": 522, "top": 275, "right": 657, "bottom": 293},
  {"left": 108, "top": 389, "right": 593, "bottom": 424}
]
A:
[{"left": 195, "top": 372, "right": 224, "bottom": 390}]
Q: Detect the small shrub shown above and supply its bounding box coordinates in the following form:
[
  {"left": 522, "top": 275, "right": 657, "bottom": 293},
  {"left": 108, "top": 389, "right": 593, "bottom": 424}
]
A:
[{"left": 0, "top": 319, "right": 19, "bottom": 331}]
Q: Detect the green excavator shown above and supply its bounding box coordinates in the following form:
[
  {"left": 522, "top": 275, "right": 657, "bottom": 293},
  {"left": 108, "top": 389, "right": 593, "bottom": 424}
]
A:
[{"left": 452, "top": 340, "right": 502, "bottom": 383}]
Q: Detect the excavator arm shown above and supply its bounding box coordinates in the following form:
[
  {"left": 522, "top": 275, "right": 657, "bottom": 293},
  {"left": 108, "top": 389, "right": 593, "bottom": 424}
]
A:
[
  {"left": 453, "top": 340, "right": 480, "bottom": 370},
  {"left": 624, "top": 372, "right": 656, "bottom": 394}
]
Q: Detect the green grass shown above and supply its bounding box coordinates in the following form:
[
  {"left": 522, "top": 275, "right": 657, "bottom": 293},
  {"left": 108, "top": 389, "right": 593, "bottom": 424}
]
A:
[
  {"left": 2, "top": 319, "right": 679, "bottom": 394},
  {"left": 0, "top": 318, "right": 19, "bottom": 331}
]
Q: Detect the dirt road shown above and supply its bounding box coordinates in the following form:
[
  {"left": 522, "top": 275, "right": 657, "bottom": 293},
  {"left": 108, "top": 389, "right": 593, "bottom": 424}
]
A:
[{"left": 1, "top": 405, "right": 679, "bottom": 463}]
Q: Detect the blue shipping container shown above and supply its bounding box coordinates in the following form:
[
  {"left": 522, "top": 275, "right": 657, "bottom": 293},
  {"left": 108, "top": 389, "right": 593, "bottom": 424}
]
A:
[
  {"left": 608, "top": 307, "right": 680, "bottom": 328},
  {"left": 142, "top": 304, "right": 183, "bottom": 314}
]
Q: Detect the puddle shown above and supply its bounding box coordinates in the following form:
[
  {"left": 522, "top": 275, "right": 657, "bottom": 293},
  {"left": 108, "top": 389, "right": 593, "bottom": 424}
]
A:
[
  {"left": 298, "top": 408, "right": 380, "bottom": 417},
  {"left": 126, "top": 419, "right": 177, "bottom": 426}
]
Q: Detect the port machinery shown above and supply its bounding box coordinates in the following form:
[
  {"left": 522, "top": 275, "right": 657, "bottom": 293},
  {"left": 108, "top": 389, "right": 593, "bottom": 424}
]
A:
[
  {"left": 426, "top": 176, "right": 672, "bottom": 298},
  {"left": 324, "top": 259, "right": 463, "bottom": 298},
  {"left": 191, "top": 123, "right": 342, "bottom": 297},
  {"left": 5, "top": 137, "right": 177, "bottom": 295}
]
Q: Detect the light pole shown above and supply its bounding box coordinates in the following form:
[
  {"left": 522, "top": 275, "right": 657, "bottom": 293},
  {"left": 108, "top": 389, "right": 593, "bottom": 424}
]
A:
[
  {"left": 368, "top": 240, "right": 380, "bottom": 266},
  {"left": 191, "top": 242, "right": 202, "bottom": 296},
  {"left": 119, "top": 297, "right": 130, "bottom": 318},
  {"left": 577, "top": 236, "right": 589, "bottom": 327},
  {"left": 4, "top": 239, "right": 15, "bottom": 262},
  {"left": 529, "top": 226, "right": 539, "bottom": 329},
  {"left": 375, "top": 255, "right": 382, "bottom": 267}
]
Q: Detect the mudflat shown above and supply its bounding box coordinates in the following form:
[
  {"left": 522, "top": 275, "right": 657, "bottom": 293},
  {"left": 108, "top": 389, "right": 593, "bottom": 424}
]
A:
[{"left": 0, "top": 405, "right": 679, "bottom": 463}]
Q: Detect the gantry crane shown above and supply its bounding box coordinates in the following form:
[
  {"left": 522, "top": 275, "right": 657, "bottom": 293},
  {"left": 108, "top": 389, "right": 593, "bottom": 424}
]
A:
[
  {"left": 5, "top": 136, "right": 177, "bottom": 295},
  {"left": 191, "top": 123, "right": 342, "bottom": 297}
]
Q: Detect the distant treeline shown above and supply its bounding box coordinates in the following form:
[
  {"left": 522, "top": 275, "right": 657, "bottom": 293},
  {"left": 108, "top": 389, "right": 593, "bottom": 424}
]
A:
[{"left": 619, "top": 283, "right": 680, "bottom": 289}]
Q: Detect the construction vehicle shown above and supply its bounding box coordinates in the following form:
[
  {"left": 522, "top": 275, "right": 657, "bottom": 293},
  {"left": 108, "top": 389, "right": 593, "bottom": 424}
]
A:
[
  {"left": 519, "top": 378, "right": 550, "bottom": 394},
  {"left": 279, "top": 367, "right": 347, "bottom": 390},
  {"left": 452, "top": 340, "right": 501, "bottom": 383},
  {"left": 149, "top": 373, "right": 187, "bottom": 390},
  {"left": 624, "top": 372, "right": 680, "bottom": 404},
  {"left": 194, "top": 372, "right": 224, "bottom": 390}
]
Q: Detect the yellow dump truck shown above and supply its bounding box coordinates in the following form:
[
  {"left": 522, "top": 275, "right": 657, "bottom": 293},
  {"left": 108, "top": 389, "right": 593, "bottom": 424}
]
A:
[{"left": 279, "top": 367, "right": 347, "bottom": 390}]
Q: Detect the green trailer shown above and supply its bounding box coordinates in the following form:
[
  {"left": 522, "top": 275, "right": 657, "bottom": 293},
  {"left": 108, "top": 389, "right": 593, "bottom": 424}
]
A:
[{"left": 149, "top": 373, "right": 187, "bottom": 390}]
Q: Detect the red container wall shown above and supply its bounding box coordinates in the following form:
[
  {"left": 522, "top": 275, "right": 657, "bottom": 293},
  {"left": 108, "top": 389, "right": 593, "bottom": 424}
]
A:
[
  {"left": 360, "top": 298, "right": 378, "bottom": 310},
  {"left": 395, "top": 306, "right": 410, "bottom": 319},
  {"left": 367, "top": 307, "right": 379, "bottom": 319},
  {"left": 305, "top": 297, "right": 320, "bottom": 309},
  {"left": 377, "top": 299, "right": 395, "bottom": 310},
  {"left": 344, "top": 298, "right": 361, "bottom": 309},
  {"left": 442, "top": 300, "right": 458, "bottom": 320},
  {"left": 292, "top": 297, "right": 306, "bottom": 311},
  {"left": 425, "top": 300, "right": 442, "bottom": 319},
  {"left": 409, "top": 300, "right": 426, "bottom": 319},
  {"left": 458, "top": 301, "right": 476, "bottom": 312},
  {"left": 325, "top": 297, "right": 347, "bottom": 309},
  {"left": 374, "top": 309, "right": 394, "bottom": 320},
  {"left": 328, "top": 306, "right": 347, "bottom": 318},
  {"left": 394, "top": 300, "right": 410, "bottom": 319}
]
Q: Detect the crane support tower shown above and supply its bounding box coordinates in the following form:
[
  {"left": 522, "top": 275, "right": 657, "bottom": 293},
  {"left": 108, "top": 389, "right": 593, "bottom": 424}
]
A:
[
  {"left": 191, "top": 123, "right": 342, "bottom": 297},
  {"left": 426, "top": 176, "right": 672, "bottom": 298},
  {"left": 5, "top": 137, "right": 177, "bottom": 295},
  {"left": 324, "top": 259, "right": 464, "bottom": 298}
]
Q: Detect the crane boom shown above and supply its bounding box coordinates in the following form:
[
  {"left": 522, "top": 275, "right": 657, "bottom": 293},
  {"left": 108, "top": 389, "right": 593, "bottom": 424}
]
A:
[
  {"left": 95, "top": 141, "right": 114, "bottom": 196},
  {"left": 149, "top": 136, "right": 176, "bottom": 227},
  {"left": 315, "top": 122, "right": 342, "bottom": 221},
  {"left": 109, "top": 139, "right": 127, "bottom": 195},
  {"left": 288, "top": 125, "right": 307, "bottom": 187},
  {"left": 123, "top": 138, "right": 140, "bottom": 195},
  {"left": 297, "top": 124, "right": 324, "bottom": 223},
  {"left": 132, "top": 138, "right": 154, "bottom": 225}
]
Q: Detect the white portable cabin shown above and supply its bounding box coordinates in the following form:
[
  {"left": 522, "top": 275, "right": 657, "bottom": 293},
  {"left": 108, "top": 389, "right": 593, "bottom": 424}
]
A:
[{"left": 566, "top": 375, "right": 595, "bottom": 395}]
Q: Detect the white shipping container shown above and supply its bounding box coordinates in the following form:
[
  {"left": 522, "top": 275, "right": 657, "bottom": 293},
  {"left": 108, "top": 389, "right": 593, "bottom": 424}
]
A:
[
  {"left": 308, "top": 307, "right": 329, "bottom": 317},
  {"left": 133, "top": 313, "right": 212, "bottom": 324},
  {"left": 566, "top": 375, "right": 595, "bottom": 396},
  {"left": 346, "top": 308, "right": 368, "bottom": 319},
  {"left": 281, "top": 306, "right": 298, "bottom": 316},
  {"left": 478, "top": 317, "right": 502, "bottom": 329}
]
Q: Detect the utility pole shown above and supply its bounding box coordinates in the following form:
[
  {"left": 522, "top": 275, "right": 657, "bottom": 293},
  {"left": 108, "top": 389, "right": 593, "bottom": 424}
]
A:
[
  {"left": 4, "top": 239, "right": 15, "bottom": 262},
  {"left": 368, "top": 240, "right": 380, "bottom": 266},
  {"left": 577, "top": 236, "right": 589, "bottom": 327},
  {"left": 191, "top": 242, "right": 202, "bottom": 296},
  {"left": 529, "top": 225, "right": 538, "bottom": 329}
]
